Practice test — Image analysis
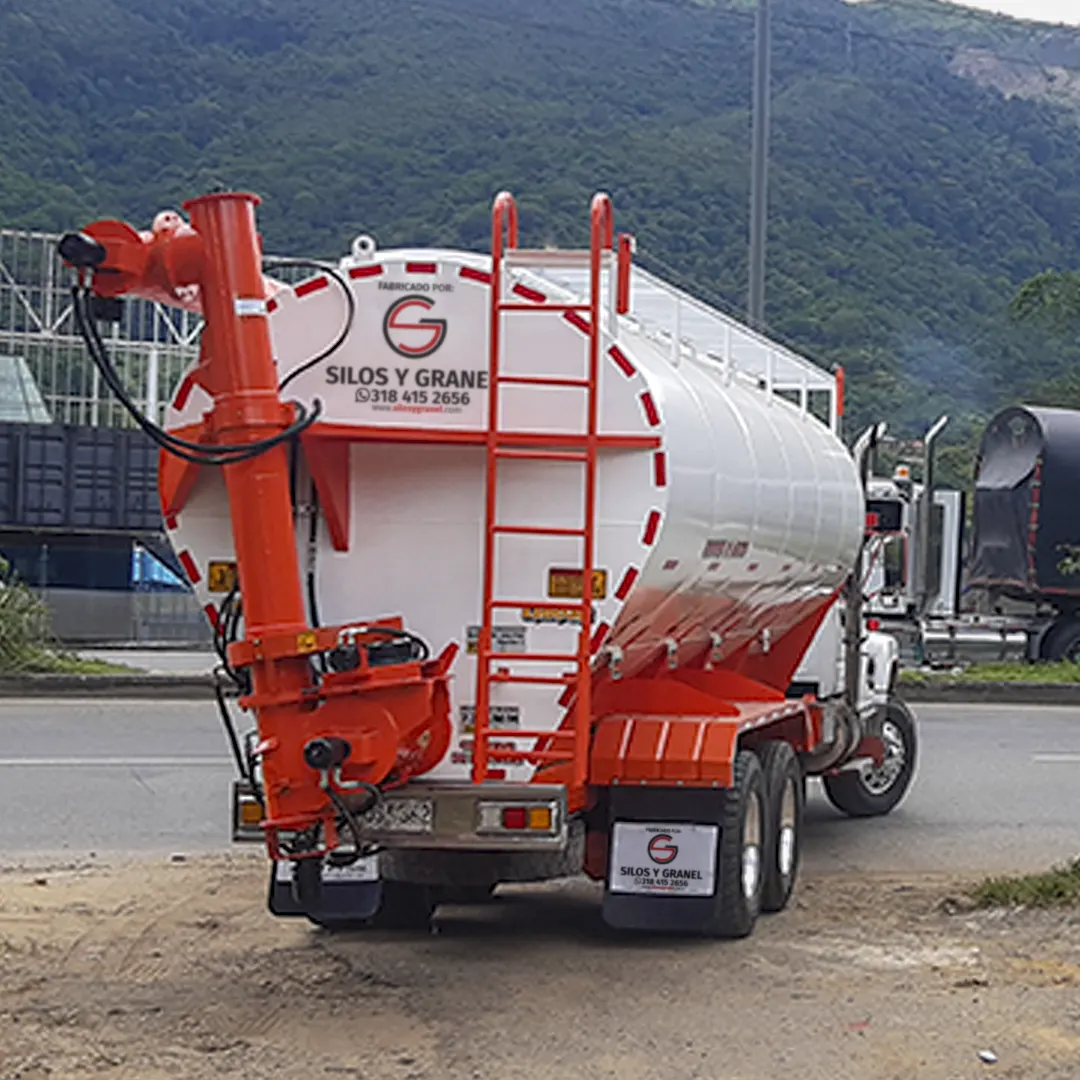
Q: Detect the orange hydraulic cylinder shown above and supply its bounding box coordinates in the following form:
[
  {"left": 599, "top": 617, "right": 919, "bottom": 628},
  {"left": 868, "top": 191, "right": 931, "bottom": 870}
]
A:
[{"left": 179, "top": 192, "right": 312, "bottom": 819}]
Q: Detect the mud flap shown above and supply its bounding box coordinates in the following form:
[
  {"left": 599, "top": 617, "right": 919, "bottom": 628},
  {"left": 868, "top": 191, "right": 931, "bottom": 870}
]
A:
[
  {"left": 267, "top": 856, "right": 382, "bottom": 922},
  {"left": 601, "top": 787, "right": 725, "bottom": 934}
]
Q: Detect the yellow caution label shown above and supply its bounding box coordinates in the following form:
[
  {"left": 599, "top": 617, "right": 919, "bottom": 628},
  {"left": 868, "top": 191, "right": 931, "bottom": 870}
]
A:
[
  {"left": 207, "top": 561, "right": 238, "bottom": 594},
  {"left": 547, "top": 567, "right": 607, "bottom": 600},
  {"left": 296, "top": 631, "right": 319, "bottom": 654}
]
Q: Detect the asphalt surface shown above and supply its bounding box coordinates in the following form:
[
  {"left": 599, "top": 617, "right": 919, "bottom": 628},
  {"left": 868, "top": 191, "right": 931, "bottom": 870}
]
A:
[
  {"left": 0, "top": 700, "right": 1077, "bottom": 874},
  {"left": 77, "top": 648, "right": 218, "bottom": 675}
]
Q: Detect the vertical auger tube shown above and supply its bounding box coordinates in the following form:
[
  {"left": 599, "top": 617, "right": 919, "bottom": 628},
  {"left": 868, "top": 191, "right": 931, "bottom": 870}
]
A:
[{"left": 178, "top": 193, "right": 314, "bottom": 821}]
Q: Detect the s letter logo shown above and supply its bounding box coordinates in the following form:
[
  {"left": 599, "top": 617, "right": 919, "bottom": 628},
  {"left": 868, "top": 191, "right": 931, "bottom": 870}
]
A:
[
  {"left": 647, "top": 833, "right": 678, "bottom": 865},
  {"left": 383, "top": 295, "right": 447, "bottom": 358}
]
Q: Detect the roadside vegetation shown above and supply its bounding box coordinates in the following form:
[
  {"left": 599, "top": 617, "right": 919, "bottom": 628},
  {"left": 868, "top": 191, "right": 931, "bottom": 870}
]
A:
[
  {"left": 900, "top": 661, "right": 1080, "bottom": 685},
  {"left": 0, "top": 559, "right": 130, "bottom": 675},
  {"left": 969, "top": 860, "right": 1080, "bottom": 909}
]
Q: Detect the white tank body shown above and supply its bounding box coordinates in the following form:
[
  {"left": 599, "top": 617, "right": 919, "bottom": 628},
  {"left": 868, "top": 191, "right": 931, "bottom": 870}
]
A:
[{"left": 164, "top": 246, "right": 863, "bottom": 780}]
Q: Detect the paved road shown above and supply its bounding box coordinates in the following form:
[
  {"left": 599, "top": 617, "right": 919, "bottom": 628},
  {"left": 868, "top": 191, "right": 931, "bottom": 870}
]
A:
[
  {"left": 76, "top": 648, "right": 217, "bottom": 675},
  {"left": 0, "top": 700, "right": 1077, "bottom": 873}
]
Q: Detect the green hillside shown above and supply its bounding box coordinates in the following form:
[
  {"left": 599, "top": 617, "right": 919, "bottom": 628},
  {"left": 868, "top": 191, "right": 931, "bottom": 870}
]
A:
[{"left": 3, "top": 0, "right": 1080, "bottom": 457}]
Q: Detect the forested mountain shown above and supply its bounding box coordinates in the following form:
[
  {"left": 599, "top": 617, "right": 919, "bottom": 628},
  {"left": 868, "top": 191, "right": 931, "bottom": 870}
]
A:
[{"left": 3, "top": 0, "right": 1080, "bottom": 463}]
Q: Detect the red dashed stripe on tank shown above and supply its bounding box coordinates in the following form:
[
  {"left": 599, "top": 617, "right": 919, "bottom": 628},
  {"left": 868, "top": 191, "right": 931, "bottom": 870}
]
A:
[
  {"left": 512, "top": 282, "right": 546, "bottom": 303},
  {"left": 349, "top": 264, "right": 383, "bottom": 279},
  {"left": 163, "top": 514, "right": 178, "bottom": 532},
  {"left": 295, "top": 276, "right": 328, "bottom": 298},
  {"left": 590, "top": 621, "right": 611, "bottom": 655},
  {"left": 406, "top": 262, "right": 437, "bottom": 274},
  {"left": 203, "top": 603, "right": 221, "bottom": 631},
  {"left": 266, "top": 297, "right": 278, "bottom": 313},
  {"left": 459, "top": 266, "right": 491, "bottom": 284},
  {"left": 608, "top": 345, "right": 635, "bottom": 377},
  {"left": 639, "top": 391, "right": 660, "bottom": 427},
  {"left": 563, "top": 311, "right": 590, "bottom": 334},
  {"left": 178, "top": 550, "right": 201, "bottom": 585},
  {"left": 653, "top": 452, "right": 667, "bottom": 487},
  {"left": 642, "top": 510, "right": 661, "bottom": 546},
  {"left": 614, "top": 567, "right": 639, "bottom": 601},
  {"left": 173, "top": 373, "right": 196, "bottom": 411}
]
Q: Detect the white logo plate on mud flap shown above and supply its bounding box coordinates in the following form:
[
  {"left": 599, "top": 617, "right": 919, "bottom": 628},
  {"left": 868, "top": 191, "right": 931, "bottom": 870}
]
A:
[
  {"left": 609, "top": 823, "right": 719, "bottom": 898},
  {"left": 274, "top": 856, "right": 379, "bottom": 884}
]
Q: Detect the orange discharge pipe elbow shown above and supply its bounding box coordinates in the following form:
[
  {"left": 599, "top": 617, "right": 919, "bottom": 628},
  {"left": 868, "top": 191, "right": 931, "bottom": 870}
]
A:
[
  {"left": 74, "top": 208, "right": 288, "bottom": 313},
  {"left": 62, "top": 192, "right": 454, "bottom": 855}
]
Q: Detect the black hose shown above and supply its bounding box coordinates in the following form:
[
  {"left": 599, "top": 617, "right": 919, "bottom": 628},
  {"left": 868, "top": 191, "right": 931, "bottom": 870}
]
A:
[
  {"left": 214, "top": 671, "right": 257, "bottom": 793},
  {"left": 71, "top": 286, "right": 321, "bottom": 466},
  {"left": 266, "top": 258, "right": 356, "bottom": 393}
]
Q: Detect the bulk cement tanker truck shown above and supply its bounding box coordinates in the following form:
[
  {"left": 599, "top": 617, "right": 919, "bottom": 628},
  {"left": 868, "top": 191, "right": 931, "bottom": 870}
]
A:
[{"left": 58, "top": 188, "right": 917, "bottom": 939}]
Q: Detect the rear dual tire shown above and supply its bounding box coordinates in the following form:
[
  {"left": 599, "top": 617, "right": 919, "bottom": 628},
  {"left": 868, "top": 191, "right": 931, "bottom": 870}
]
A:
[{"left": 707, "top": 741, "right": 805, "bottom": 938}]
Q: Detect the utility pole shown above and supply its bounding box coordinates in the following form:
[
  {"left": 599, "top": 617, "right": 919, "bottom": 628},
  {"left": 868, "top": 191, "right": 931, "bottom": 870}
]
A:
[{"left": 748, "top": 0, "right": 772, "bottom": 331}]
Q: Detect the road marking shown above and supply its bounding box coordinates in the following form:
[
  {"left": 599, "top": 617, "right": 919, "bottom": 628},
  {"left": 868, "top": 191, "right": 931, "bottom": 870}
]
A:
[
  {"left": 1031, "top": 753, "right": 1080, "bottom": 764},
  {"left": 0, "top": 757, "right": 231, "bottom": 768}
]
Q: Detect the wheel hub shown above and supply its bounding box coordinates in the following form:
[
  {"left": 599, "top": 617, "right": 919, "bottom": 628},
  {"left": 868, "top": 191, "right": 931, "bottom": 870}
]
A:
[
  {"left": 859, "top": 718, "right": 906, "bottom": 795},
  {"left": 742, "top": 791, "right": 763, "bottom": 899},
  {"left": 777, "top": 777, "right": 797, "bottom": 877}
]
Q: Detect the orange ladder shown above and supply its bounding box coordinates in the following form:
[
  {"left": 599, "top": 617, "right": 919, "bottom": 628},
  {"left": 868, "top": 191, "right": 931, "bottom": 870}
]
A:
[{"left": 471, "top": 191, "right": 615, "bottom": 796}]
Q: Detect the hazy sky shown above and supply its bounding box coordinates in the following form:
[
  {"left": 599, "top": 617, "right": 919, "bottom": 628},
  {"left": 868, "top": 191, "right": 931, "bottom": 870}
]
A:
[{"left": 930, "top": 1, "right": 1080, "bottom": 24}]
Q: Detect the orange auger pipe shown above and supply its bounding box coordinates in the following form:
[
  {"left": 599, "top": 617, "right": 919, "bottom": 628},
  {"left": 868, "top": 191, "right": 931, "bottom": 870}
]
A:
[{"left": 65, "top": 191, "right": 455, "bottom": 858}]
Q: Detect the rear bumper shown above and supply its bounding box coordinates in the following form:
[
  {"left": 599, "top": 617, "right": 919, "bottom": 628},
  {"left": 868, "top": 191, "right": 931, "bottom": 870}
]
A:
[{"left": 233, "top": 780, "right": 570, "bottom": 853}]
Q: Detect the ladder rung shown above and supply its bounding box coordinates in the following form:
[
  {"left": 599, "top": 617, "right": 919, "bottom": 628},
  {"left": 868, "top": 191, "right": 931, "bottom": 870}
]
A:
[
  {"left": 497, "top": 375, "right": 591, "bottom": 389},
  {"left": 487, "top": 748, "right": 572, "bottom": 763},
  {"left": 487, "top": 652, "right": 582, "bottom": 664},
  {"left": 494, "top": 448, "right": 589, "bottom": 462},
  {"left": 502, "top": 249, "right": 613, "bottom": 270},
  {"left": 498, "top": 302, "right": 591, "bottom": 313},
  {"left": 489, "top": 600, "right": 589, "bottom": 612},
  {"left": 490, "top": 673, "right": 577, "bottom": 686},
  {"left": 492, "top": 524, "right": 587, "bottom": 537}
]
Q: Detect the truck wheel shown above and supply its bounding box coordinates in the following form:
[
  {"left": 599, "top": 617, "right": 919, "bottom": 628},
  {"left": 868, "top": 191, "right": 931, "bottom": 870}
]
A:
[
  {"left": 309, "top": 882, "right": 437, "bottom": 932},
  {"left": 756, "top": 740, "right": 803, "bottom": 913},
  {"left": 1043, "top": 618, "right": 1080, "bottom": 663},
  {"left": 822, "top": 698, "right": 918, "bottom": 818},
  {"left": 708, "top": 749, "right": 766, "bottom": 939}
]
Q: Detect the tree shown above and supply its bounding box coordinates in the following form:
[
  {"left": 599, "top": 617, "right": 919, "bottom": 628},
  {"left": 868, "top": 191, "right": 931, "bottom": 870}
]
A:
[{"left": 1010, "top": 270, "right": 1080, "bottom": 334}]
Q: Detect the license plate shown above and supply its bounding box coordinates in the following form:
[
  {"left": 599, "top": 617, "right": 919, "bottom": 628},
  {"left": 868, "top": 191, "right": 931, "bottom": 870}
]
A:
[
  {"left": 273, "top": 855, "right": 379, "bottom": 884},
  {"left": 609, "top": 822, "right": 718, "bottom": 898},
  {"left": 360, "top": 797, "right": 434, "bottom": 834}
]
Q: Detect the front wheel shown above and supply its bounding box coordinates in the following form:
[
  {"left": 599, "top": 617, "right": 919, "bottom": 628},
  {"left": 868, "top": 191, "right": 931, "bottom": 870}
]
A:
[{"left": 822, "top": 698, "right": 918, "bottom": 818}]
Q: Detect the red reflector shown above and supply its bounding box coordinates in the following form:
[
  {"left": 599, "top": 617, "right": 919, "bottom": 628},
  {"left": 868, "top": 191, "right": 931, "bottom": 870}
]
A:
[
  {"left": 502, "top": 807, "right": 527, "bottom": 830},
  {"left": 867, "top": 618, "right": 881, "bottom": 631}
]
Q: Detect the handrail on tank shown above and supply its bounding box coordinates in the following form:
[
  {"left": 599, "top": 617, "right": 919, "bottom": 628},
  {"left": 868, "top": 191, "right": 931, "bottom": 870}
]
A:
[
  {"left": 590, "top": 192, "right": 614, "bottom": 256},
  {"left": 491, "top": 190, "right": 519, "bottom": 261}
]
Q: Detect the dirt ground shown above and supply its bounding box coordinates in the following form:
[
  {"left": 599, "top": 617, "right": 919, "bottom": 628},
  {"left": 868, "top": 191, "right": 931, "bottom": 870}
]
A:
[{"left": 1, "top": 854, "right": 1079, "bottom": 1080}]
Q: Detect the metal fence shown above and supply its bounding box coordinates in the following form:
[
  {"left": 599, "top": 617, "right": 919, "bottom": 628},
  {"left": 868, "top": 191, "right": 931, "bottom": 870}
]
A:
[
  {"left": 0, "top": 227, "right": 204, "bottom": 427},
  {"left": 0, "top": 227, "right": 313, "bottom": 427}
]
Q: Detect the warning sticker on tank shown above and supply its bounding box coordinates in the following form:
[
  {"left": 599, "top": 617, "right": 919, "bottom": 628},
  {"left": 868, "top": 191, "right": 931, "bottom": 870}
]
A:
[
  {"left": 609, "top": 823, "right": 719, "bottom": 898},
  {"left": 521, "top": 606, "right": 587, "bottom": 625},
  {"left": 450, "top": 738, "right": 519, "bottom": 766},
  {"left": 458, "top": 704, "right": 521, "bottom": 733},
  {"left": 465, "top": 625, "right": 527, "bottom": 655}
]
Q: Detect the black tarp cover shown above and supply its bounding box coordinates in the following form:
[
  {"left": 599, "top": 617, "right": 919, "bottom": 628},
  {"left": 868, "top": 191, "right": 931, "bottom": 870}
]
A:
[{"left": 968, "top": 405, "right": 1080, "bottom": 599}]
